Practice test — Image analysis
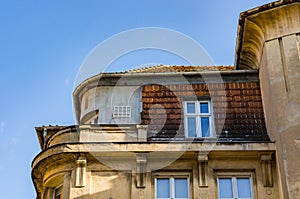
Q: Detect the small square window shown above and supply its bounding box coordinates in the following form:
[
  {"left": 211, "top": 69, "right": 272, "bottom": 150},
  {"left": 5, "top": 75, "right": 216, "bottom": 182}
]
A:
[
  {"left": 113, "top": 106, "right": 131, "bottom": 118},
  {"left": 217, "top": 175, "right": 254, "bottom": 199},
  {"left": 184, "top": 100, "right": 214, "bottom": 138},
  {"left": 155, "top": 176, "right": 189, "bottom": 199}
]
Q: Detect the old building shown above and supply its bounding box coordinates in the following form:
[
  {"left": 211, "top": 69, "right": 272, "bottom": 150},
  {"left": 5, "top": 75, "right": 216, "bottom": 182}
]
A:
[{"left": 32, "top": 0, "right": 300, "bottom": 199}]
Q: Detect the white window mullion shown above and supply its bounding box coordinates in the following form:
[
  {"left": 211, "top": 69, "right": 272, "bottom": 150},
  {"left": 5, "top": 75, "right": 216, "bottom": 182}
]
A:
[
  {"left": 209, "top": 101, "right": 213, "bottom": 137},
  {"left": 196, "top": 102, "right": 200, "bottom": 137},
  {"left": 232, "top": 177, "right": 238, "bottom": 199},
  {"left": 196, "top": 116, "right": 200, "bottom": 137},
  {"left": 170, "top": 177, "right": 174, "bottom": 199}
]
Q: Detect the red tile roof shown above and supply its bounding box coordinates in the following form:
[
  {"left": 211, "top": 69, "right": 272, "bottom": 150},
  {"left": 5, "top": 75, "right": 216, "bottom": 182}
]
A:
[
  {"left": 142, "top": 81, "right": 269, "bottom": 142},
  {"left": 126, "top": 65, "right": 234, "bottom": 73}
]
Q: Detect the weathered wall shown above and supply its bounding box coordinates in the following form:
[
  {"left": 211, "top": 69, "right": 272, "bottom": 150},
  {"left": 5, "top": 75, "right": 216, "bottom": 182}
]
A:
[
  {"left": 238, "top": 2, "right": 300, "bottom": 198},
  {"left": 37, "top": 151, "right": 279, "bottom": 199},
  {"left": 80, "top": 86, "right": 141, "bottom": 124},
  {"left": 260, "top": 34, "right": 300, "bottom": 199}
]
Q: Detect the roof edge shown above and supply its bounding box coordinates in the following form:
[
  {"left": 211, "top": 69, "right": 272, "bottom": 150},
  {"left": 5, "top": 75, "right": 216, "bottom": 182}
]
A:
[{"left": 235, "top": 0, "right": 300, "bottom": 69}]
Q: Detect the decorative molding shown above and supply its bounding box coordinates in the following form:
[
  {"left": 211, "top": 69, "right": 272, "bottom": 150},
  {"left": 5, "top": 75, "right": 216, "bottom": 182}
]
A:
[
  {"left": 265, "top": 188, "right": 273, "bottom": 195},
  {"left": 198, "top": 152, "right": 209, "bottom": 187},
  {"left": 75, "top": 156, "right": 87, "bottom": 188},
  {"left": 199, "top": 190, "right": 208, "bottom": 197},
  {"left": 260, "top": 152, "right": 273, "bottom": 187},
  {"left": 43, "top": 187, "right": 53, "bottom": 199},
  {"left": 136, "top": 153, "right": 147, "bottom": 188}
]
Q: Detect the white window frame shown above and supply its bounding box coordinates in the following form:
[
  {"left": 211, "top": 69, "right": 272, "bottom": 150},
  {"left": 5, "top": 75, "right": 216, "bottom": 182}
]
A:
[
  {"left": 184, "top": 100, "right": 214, "bottom": 137},
  {"left": 154, "top": 175, "right": 190, "bottom": 199},
  {"left": 217, "top": 173, "right": 254, "bottom": 199}
]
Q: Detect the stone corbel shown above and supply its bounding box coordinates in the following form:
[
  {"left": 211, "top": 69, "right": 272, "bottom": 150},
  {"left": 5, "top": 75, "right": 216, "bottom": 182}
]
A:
[
  {"left": 75, "top": 156, "right": 87, "bottom": 187},
  {"left": 136, "top": 153, "right": 147, "bottom": 188},
  {"left": 260, "top": 152, "right": 273, "bottom": 187},
  {"left": 198, "top": 152, "right": 209, "bottom": 187},
  {"left": 137, "top": 125, "right": 148, "bottom": 142}
]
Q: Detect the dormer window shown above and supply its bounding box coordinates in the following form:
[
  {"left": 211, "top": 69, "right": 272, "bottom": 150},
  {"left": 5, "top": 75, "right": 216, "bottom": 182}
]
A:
[{"left": 184, "top": 100, "right": 214, "bottom": 138}]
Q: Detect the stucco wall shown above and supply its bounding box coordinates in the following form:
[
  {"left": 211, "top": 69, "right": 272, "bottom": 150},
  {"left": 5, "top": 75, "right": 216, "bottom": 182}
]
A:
[
  {"left": 80, "top": 86, "right": 141, "bottom": 124},
  {"left": 37, "top": 151, "right": 279, "bottom": 199}
]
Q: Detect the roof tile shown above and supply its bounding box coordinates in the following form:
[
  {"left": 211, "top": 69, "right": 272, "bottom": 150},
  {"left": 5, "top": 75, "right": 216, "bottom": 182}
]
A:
[{"left": 126, "top": 65, "right": 234, "bottom": 73}]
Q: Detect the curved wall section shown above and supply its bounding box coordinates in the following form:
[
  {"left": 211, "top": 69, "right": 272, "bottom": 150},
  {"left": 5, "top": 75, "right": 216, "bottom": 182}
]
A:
[
  {"left": 80, "top": 86, "right": 141, "bottom": 125},
  {"left": 236, "top": 2, "right": 300, "bottom": 70}
]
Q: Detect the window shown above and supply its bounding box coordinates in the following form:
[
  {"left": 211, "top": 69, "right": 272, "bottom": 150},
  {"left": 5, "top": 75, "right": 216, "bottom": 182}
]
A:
[
  {"left": 155, "top": 176, "right": 189, "bottom": 199},
  {"left": 184, "top": 100, "right": 213, "bottom": 137},
  {"left": 113, "top": 106, "right": 131, "bottom": 118},
  {"left": 217, "top": 175, "right": 253, "bottom": 199},
  {"left": 53, "top": 185, "right": 63, "bottom": 199}
]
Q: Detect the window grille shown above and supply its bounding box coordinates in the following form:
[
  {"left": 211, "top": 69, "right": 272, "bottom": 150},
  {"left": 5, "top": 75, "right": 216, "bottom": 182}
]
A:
[{"left": 113, "top": 106, "right": 131, "bottom": 118}]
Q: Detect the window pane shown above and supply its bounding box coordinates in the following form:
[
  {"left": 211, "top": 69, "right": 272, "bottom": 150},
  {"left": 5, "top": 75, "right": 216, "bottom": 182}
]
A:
[
  {"left": 175, "top": 178, "right": 188, "bottom": 198},
  {"left": 54, "top": 186, "right": 63, "bottom": 199},
  {"left": 157, "top": 178, "right": 170, "bottom": 198},
  {"left": 187, "top": 117, "right": 196, "bottom": 137},
  {"left": 200, "top": 102, "right": 209, "bottom": 113},
  {"left": 219, "top": 178, "right": 233, "bottom": 198},
  {"left": 201, "top": 117, "right": 210, "bottom": 137},
  {"left": 55, "top": 194, "right": 62, "bottom": 199},
  {"left": 187, "top": 103, "right": 195, "bottom": 113},
  {"left": 237, "top": 178, "right": 252, "bottom": 198}
]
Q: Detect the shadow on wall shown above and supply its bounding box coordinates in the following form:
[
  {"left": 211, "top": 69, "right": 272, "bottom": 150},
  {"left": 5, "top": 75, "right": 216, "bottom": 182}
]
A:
[{"left": 74, "top": 172, "right": 131, "bottom": 199}]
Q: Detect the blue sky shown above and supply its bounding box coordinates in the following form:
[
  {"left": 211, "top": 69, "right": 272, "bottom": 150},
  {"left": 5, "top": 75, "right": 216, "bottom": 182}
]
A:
[{"left": 0, "top": 0, "right": 273, "bottom": 198}]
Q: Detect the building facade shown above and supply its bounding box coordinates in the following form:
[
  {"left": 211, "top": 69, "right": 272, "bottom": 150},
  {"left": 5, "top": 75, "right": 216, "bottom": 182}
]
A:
[{"left": 32, "top": 1, "right": 300, "bottom": 199}]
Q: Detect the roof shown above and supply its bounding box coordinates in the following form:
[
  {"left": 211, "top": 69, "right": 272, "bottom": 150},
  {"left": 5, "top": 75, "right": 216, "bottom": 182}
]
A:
[
  {"left": 35, "top": 125, "right": 68, "bottom": 149},
  {"left": 235, "top": 0, "right": 300, "bottom": 69},
  {"left": 72, "top": 65, "right": 252, "bottom": 123},
  {"left": 125, "top": 65, "right": 234, "bottom": 73}
]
